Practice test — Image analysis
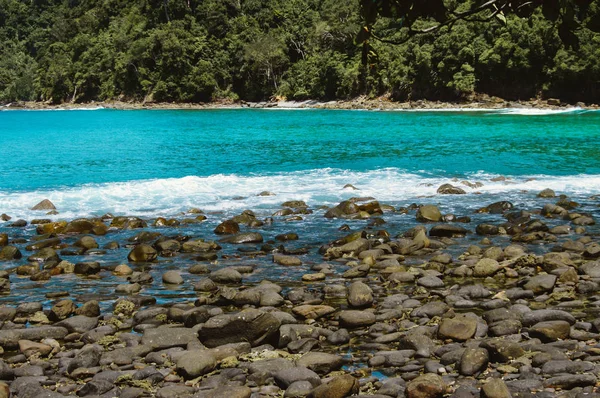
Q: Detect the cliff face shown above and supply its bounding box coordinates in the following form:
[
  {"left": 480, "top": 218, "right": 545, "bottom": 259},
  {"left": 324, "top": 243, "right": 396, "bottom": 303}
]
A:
[{"left": 1, "top": 0, "right": 599, "bottom": 105}]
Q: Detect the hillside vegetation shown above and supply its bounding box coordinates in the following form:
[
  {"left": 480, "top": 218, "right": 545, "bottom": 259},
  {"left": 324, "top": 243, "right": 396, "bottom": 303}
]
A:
[{"left": 1, "top": 0, "right": 599, "bottom": 104}]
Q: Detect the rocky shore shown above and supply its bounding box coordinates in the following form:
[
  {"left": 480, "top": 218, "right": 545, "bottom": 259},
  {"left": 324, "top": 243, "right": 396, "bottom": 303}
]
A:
[
  {"left": 0, "top": 185, "right": 599, "bottom": 398},
  {"left": 2, "top": 94, "right": 598, "bottom": 112}
]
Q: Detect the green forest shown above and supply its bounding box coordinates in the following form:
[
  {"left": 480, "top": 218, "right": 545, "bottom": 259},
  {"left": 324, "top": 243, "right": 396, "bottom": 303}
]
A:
[{"left": 0, "top": 0, "right": 599, "bottom": 104}]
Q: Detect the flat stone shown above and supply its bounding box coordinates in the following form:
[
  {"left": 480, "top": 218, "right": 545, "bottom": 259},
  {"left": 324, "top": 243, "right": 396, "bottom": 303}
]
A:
[
  {"left": 274, "top": 367, "right": 321, "bottom": 389},
  {"left": 543, "top": 374, "right": 597, "bottom": 389},
  {"left": 198, "top": 309, "right": 280, "bottom": 348},
  {"left": 141, "top": 326, "right": 199, "bottom": 350},
  {"left": 438, "top": 315, "right": 477, "bottom": 341},
  {"left": 296, "top": 352, "right": 344, "bottom": 374},
  {"left": 523, "top": 274, "right": 556, "bottom": 294},
  {"left": 338, "top": 310, "right": 376, "bottom": 328},
  {"left": 176, "top": 350, "right": 217, "bottom": 379},
  {"left": 292, "top": 305, "right": 336, "bottom": 320}
]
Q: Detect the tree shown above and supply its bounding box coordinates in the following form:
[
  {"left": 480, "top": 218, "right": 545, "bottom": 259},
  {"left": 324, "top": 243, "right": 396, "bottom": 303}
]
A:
[{"left": 357, "top": 0, "right": 600, "bottom": 65}]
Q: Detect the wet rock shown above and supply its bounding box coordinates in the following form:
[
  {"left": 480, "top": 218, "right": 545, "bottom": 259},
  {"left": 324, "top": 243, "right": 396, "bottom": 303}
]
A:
[
  {"left": 128, "top": 271, "right": 153, "bottom": 284},
  {"left": 31, "top": 199, "right": 56, "bottom": 211},
  {"left": 110, "top": 216, "right": 147, "bottom": 230},
  {"left": 274, "top": 254, "right": 302, "bottom": 266},
  {"left": 406, "top": 373, "right": 445, "bottom": 398},
  {"left": 214, "top": 220, "right": 240, "bottom": 235},
  {"left": 572, "top": 215, "right": 595, "bottom": 225},
  {"left": 154, "top": 239, "right": 181, "bottom": 256},
  {"left": 476, "top": 224, "right": 500, "bottom": 235},
  {"left": 438, "top": 315, "right": 477, "bottom": 341},
  {"left": 198, "top": 309, "right": 280, "bottom": 348},
  {"left": 538, "top": 188, "right": 556, "bottom": 198},
  {"left": 114, "top": 264, "right": 133, "bottom": 276},
  {"left": 73, "top": 236, "right": 98, "bottom": 251},
  {"left": 210, "top": 267, "right": 243, "bottom": 284},
  {"left": 0, "top": 245, "right": 21, "bottom": 261},
  {"left": 0, "top": 234, "right": 6, "bottom": 247},
  {"left": 416, "top": 205, "right": 442, "bottom": 223},
  {"left": 324, "top": 200, "right": 360, "bottom": 218},
  {"left": 437, "top": 184, "right": 466, "bottom": 195},
  {"left": 219, "top": 232, "right": 264, "bottom": 244},
  {"left": 479, "top": 201, "right": 513, "bottom": 214},
  {"left": 74, "top": 262, "right": 101, "bottom": 275},
  {"left": 429, "top": 225, "right": 469, "bottom": 238},
  {"left": 162, "top": 270, "right": 184, "bottom": 285},
  {"left": 127, "top": 244, "right": 158, "bottom": 262},
  {"left": 26, "top": 237, "right": 61, "bottom": 251},
  {"left": 28, "top": 247, "right": 59, "bottom": 263},
  {"left": 49, "top": 299, "right": 76, "bottom": 321},
  {"left": 276, "top": 232, "right": 299, "bottom": 241},
  {"left": 181, "top": 239, "right": 220, "bottom": 253}
]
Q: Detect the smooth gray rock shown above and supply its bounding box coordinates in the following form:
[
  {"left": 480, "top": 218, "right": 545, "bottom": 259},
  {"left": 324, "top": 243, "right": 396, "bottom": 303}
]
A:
[
  {"left": 274, "top": 367, "right": 321, "bottom": 389},
  {"left": 141, "top": 326, "right": 200, "bottom": 350},
  {"left": 198, "top": 309, "right": 280, "bottom": 348}
]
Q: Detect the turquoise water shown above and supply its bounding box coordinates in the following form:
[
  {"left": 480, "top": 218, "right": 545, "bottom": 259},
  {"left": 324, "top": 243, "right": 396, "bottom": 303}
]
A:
[
  {"left": 1, "top": 107, "right": 600, "bottom": 309},
  {"left": 1, "top": 108, "right": 600, "bottom": 188},
  {"left": 0, "top": 107, "right": 599, "bottom": 219}
]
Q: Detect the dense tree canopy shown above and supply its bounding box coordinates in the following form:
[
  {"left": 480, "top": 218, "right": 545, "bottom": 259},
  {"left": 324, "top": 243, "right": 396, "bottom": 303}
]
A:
[{"left": 0, "top": 0, "right": 599, "bottom": 104}]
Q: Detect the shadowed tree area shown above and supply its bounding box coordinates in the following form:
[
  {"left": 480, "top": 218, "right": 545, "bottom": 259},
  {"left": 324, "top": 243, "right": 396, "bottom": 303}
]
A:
[{"left": 0, "top": 0, "right": 598, "bottom": 104}]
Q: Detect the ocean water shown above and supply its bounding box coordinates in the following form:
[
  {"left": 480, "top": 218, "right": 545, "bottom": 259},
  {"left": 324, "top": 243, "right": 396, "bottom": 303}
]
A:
[
  {"left": 0, "top": 107, "right": 599, "bottom": 219},
  {"left": 1, "top": 107, "right": 600, "bottom": 308}
]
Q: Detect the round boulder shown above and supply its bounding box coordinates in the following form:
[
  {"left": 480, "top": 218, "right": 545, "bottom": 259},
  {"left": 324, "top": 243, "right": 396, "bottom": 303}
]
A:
[{"left": 127, "top": 244, "right": 158, "bottom": 263}]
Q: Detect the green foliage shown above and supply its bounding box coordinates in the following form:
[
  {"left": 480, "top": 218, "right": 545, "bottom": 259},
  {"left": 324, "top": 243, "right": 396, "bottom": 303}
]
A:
[{"left": 0, "top": 0, "right": 599, "bottom": 104}]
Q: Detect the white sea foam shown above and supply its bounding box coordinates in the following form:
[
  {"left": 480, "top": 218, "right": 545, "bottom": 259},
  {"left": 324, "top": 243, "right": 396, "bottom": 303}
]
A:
[
  {"left": 493, "top": 107, "right": 585, "bottom": 116},
  {"left": 1, "top": 169, "right": 599, "bottom": 220},
  {"left": 0, "top": 106, "right": 105, "bottom": 112}
]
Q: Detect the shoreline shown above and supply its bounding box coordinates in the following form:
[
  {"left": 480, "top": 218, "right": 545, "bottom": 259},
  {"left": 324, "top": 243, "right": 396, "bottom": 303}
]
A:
[
  {"left": 2, "top": 95, "right": 599, "bottom": 111},
  {"left": 0, "top": 188, "right": 600, "bottom": 397}
]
